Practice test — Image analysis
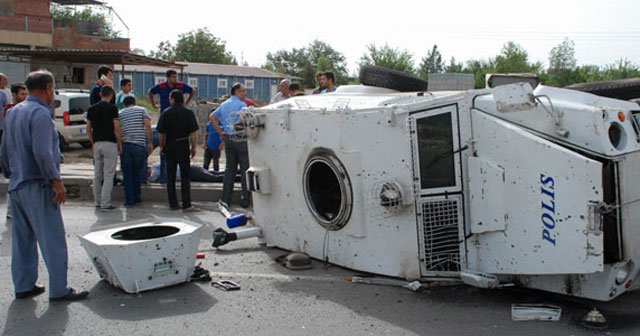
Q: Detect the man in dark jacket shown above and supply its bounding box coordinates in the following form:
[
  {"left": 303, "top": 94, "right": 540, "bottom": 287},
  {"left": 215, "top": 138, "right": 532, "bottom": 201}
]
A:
[{"left": 157, "top": 90, "right": 200, "bottom": 212}]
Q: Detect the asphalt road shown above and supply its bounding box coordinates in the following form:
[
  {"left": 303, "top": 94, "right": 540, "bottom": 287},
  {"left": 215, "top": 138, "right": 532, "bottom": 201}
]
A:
[{"left": 0, "top": 199, "right": 639, "bottom": 336}]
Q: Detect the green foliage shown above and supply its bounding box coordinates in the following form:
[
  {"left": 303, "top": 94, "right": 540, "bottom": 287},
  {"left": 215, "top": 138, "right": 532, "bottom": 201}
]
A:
[
  {"left": 263, "top": 40, "right": 348, "bottom": 88},
  {"left": 464, "top": 58, "right": 495, "bottom": 89},
  {"left": 359, "top": 44, "right": 416, "bottom": 75},
  {"left": 174, "top": 28, "right": 236, "bottom": 64},
  {"left": 494, "top": 41, "right": 542, "bottom": 73},
  {"left": 601, "top": 58, "right": 640, "bottom": 80},
  {"left": 50, "top": 4, "right": 119, "bottom": 38},
  {"left": 418, "top": 45, "right": 444, "bottom": 79},
  {"left": 148, "top": 28, "right": 236, "bottom": 65},
  {"left": 149, "top": 40, "right": 175, "bottom": 61},
  {"left": 547, "top": 38, "right": 578, "bottom": 87},
  {"left": 445, "top": 57, "right": 464, "bottom": 73}
]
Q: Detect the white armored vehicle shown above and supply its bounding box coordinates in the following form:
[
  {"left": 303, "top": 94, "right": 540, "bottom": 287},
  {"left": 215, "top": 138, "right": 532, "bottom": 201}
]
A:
[{"left": 236, "top": 67, "right": 640, "bottom": 301}]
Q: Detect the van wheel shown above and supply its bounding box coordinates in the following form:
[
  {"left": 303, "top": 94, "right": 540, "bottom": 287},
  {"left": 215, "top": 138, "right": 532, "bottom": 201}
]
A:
[
  {"left": 359, "top": 65, "right": 429, "bottom": 92},
  {"left": 80, "top": 141, "right": 92, "bottom": 149},
  {"left": 58, "top": 133, "right": 68, "bottom": 152},
  {"left": 565, "top": 78, "right": 640, "bottom": 101}
]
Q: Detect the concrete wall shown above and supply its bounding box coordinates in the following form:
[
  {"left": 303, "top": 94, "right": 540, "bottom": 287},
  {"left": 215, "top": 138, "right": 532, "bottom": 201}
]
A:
[{"left": 428, "top": 73, "right": 475, "bottom": 91}]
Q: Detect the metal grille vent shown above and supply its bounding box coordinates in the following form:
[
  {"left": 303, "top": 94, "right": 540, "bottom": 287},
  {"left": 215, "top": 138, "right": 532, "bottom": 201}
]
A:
[{"left": 420, "top": 198, "right": 461, "bottom": 273}]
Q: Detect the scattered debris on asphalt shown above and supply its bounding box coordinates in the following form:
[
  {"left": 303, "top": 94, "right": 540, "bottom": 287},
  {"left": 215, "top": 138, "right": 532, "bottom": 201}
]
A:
[
  {"left": 211, "top": 280, "right": 241, "bottom": 291},
  {"left": 190, "top": 264, "right": 212, "bottom": 282},
  {"left": 275, "top": 252, "right": 312, "bottom": 270},
  {"left": 511, "top": 303, "right": 562, "bottom": 321},
  {"left": 346, "top": 275, "right": 424, "bottom": 292},
  {"left": 581, "top": 308, "right": 608, "bottom": 330}
]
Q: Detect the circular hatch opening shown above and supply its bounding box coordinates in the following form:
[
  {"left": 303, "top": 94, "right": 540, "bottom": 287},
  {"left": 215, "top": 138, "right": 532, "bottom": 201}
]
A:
[
  {"left": 111, "top": 225, "right": 180, "bottom": 241},
  {"left": 303, "top": 150, "right": 352, "bottom": 231}
]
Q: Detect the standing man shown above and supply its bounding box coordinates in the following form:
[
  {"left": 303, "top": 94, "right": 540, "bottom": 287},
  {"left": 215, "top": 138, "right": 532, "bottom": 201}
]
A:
[
  {"left": 6, "top": 83, "right": 28, "bottom": 111},
  {"left": 90, "top": 65, "right": 115, "bottom": 105},
  {"left": 86, "top": 86, "right": 121, "bottom": 211},
  {"left": 148, "top": 69, "right": 195, "bottom": 183},
  {"left": 202, "top": 119, "right": 223, "bottom": 172},
  {"left": 0, "top": 70, "right": 88, "bottom": 301},
  {"left": 210, "top": 83, "right": 250, "bottom": 209},
  {"left": 0, "top": 73, "right": 9, "bottom": 148},
  {"left": 157, "top": 90, "right": 199, "bottom": 212},
  {"left": 115, "top": 78, "right": 135, "bottom": 110},
  {"left": 269, "top": 78, "right": 291, "bottom": 104},
  {"left": 118, "top": 96, "right": 153, "bottom": 206},
  {"left": 320, "top": 71, "right": 337, "bottom": 93},
  {"left": 311, "top": 72, "right": 324, "bottom": 94}
]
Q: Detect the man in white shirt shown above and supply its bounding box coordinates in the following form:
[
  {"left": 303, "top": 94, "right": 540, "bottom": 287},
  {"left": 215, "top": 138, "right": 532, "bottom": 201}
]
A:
[{"left": 269, "top": 78, "right": 291, "bottom": 104}]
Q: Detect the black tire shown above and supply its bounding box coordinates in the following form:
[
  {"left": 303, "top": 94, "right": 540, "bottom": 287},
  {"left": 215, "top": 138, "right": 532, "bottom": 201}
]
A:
[
  {"left": 359, "top": 65, "right": 428, "bottom": 92},
  {"left": 565, "top": 78, "right": 640, "bottom": 101},
  {"left": 80, "top": 141, "right": 92, "bottom": 149}
]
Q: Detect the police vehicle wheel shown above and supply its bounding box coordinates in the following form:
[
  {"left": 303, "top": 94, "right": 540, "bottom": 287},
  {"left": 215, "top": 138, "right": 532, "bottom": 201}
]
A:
[
  {"left": 359, "top": 65, "right": 428, "bottom": 92},
  {"left": 565, "top": 78, "right": 640, "bottom": 101}
]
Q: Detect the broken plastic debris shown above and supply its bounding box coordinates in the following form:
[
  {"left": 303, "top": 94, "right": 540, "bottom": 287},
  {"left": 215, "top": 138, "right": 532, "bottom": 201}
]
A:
[
  {"left": 275, "top": 252, "right": 312, "bottom": 270},
  {"left": 347, "top": 275, "right": 423, "bottom": 292},
  {"left": 459, "top": 270, "right": 499, "bottom": 289},
  {"left": 581, "top": 308, "right": 607, "bottom": 330},
  {"left": 511, "top": 304, "right": 561, "bottom": 321}
]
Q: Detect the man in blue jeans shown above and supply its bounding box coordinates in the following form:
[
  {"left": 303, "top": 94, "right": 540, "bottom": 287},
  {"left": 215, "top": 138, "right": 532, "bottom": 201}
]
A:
[
  {"left": 0, "top": 70, "right": 88, "bottom": 301},
  {"left": 118, "top": 96, "right": 153, "bottom": 206}
]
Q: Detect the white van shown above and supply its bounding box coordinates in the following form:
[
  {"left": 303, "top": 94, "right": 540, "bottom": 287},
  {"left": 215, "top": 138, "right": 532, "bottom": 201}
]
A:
[{"left": 54, "top": 90, "right": 91, "bottom": 150}]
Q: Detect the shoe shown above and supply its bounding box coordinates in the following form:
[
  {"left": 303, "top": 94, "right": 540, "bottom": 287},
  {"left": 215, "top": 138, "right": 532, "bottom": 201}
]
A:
[
  {"left": 183, "top": 206, "right": 202, "bottom": 213},
  {"left": 241, "top": 199, "right": 250, "bottom": 209},
  {"left": 169, "top": 205, "right": 181, "bottom": 210},
  {"left": 6, "top": 213, "right": 11, "bottom": 220},
  {"left": 124, "top": 203, "right": 135, "bottom": 208},
  {"left": 50, "top": 289, "right": 88, "bottom": 302},
  {"left": 94, "top": 204, "right": 101, "bottom": 209},
  {"left": 15, "top": 285, "right": 45, "bottom": 299},
  {"left": 100, "top": 205, "right": 117, "bottom": 212}
]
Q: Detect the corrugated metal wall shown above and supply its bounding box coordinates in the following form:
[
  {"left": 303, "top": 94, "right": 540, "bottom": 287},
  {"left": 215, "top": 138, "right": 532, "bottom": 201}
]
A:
[{"left": 115, "top": 71, "right": 278, "bottom": 105}]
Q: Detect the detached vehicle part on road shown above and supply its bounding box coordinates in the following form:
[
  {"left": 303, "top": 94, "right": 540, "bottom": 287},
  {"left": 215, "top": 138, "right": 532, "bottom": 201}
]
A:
[
  {"left": 239, "top": 67, "right": 640, "bottom": 301},
  {"left": 54, "top": 90, "right": 91, "bottom": 150}
]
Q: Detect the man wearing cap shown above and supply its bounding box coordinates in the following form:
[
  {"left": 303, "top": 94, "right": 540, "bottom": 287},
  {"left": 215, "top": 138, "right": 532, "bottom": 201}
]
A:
[{"left": 270, "top": 78, "right": 291, "bottom": 104}]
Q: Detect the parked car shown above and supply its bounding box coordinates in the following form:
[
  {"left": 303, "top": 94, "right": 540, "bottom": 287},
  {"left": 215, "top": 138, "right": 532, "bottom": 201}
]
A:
[{"left": 54, "top": 90, "right": 92, "bottom": 150}]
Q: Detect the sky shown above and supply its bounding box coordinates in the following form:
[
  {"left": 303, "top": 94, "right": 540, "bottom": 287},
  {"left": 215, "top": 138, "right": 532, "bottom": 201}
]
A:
[{"left": 98, "top": 0, "right": 640, "bottom": 75}]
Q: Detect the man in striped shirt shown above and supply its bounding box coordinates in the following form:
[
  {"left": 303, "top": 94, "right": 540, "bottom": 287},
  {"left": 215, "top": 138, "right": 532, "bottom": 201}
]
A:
[{"left": 118, "top": 96, "right": 153, "bottom": 206}]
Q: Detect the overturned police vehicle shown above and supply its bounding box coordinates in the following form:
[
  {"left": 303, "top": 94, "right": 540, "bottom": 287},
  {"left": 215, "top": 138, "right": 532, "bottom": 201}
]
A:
[{"left": 235, "top": 66, "right": 640, "bottom": 301}]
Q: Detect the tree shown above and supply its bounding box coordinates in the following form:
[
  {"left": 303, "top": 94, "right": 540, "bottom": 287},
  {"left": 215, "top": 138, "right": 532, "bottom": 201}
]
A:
[
  {"left": 359, "top": 44, "right": 416, "bottom": 75},
  {"left": 465, "top": 58, "right": 495, "bottom": 88},
  {"left": 51, "top": 4, "right": 119, "bottom": 38},
  {"left": 263, "top": 40, "right": 348, "bottom": 88},
  {"left": 173, "top": 28, "right": 236, "bottom": 64},
  {"left": 306, "top": 40, "right": 348, "bottom": 84},
  {"left": 494, "top": 41, "right": 542, "bottom": 74},
  {"left": 418, "top": 44, "right": 444, "bottom": 79},
  {"left": 547, "top": 38, "right": 578, "bottom": 86},
  {"left": 149, "top": 40, "right": 175, "bottom": 61},
  {"left": 602, "top": 58, "right": 640, "bottom": 80},
  {"left": 445, "top": 57, "right": 464, "bottom": 73}
]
